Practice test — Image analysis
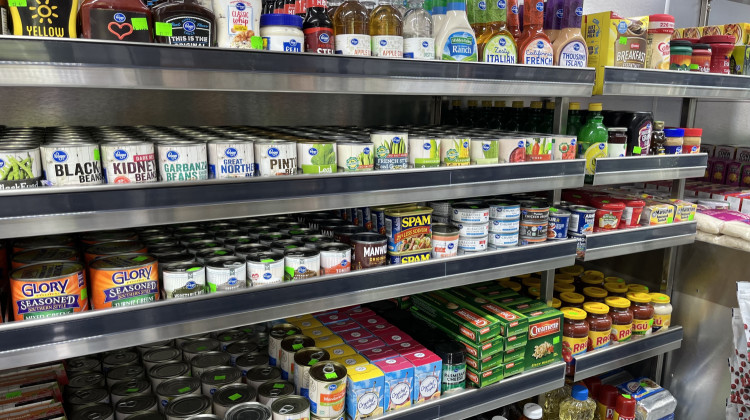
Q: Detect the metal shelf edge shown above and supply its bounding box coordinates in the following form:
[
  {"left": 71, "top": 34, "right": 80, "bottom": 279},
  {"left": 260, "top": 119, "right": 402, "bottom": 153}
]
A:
[
  {"left": 582, "top": 222, "right": 697, "bottom": 261},
  {"left": 601, "top": 67, "right": 750, "bottom": 99},
  {"left": 589, "top": 154, "right": 708, "bottom": 186}
]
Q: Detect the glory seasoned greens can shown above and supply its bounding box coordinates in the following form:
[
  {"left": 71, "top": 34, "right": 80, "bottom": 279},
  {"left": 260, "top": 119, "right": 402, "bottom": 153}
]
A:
[
  {"left": 10, "top": 261, "right": 88, "bottom": 321},
  {"left": 41, "top": 142, "right": 103, "bottom": 186},
  {"left": 157, "top": 142, "right": 208, "bottom": 182},
  {"left": 84, "top": 240, "right": 147, "bottom": 264},
  {"left": 101, "top": 141, "right": 156, "bottom": 184},
  {"left": 255, "top": 140, "right": 297, "bottom": 177},
  {"left": 89, "top": 254, "right": 159, "bottom": 310},
  {"left": 298, "top": 141, "right": 336, "bottom": 174},
  {"left": 207, "top": 139, "right": 255, "bottom": 179}
]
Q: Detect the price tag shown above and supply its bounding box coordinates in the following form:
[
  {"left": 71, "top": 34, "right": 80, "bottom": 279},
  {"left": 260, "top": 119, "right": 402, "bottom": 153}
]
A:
[
  {"left": 324, "top": 372, "right": 338, "bottom": 379},
  {"left": 131, "top": 17, "right": 148, "bottom": 30},
  {"left": 228, "top": 393, "right": 242, "bottom": 401},
  {"left": 308, "top": 358, "right": 319, "bottom": 366},
  {"left": 214, "top": 375, "right": 226, "bottom": 380},
  {"left": 292, "top": 344, "right": 303, "bottom": 350},
  {"left": 178, "top": 387, "right": 191, "bottom": 393},
  {"left": 251, "top": 36, "right": 263, "bottom": 50},
  {"left": 273, "top": 383, "right": 285, "bottom": 389},
  {"left": 155, "top": 22, "right": 173, "bottom": 37},
  {"left": 633, "top": 146, "right": 642, "bottom": 154},
  {"left": 8, "top": 0, "right": 27, "bottom": 7}
]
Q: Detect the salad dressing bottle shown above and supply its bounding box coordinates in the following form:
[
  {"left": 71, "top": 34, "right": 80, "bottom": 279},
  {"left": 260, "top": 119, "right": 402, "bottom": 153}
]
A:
[
  {"left": 333, "top": 0, "right": 371, "bottom": 55},
  {"left": 517, "top": 0, "right": 552, "bottom": 65},
  {"left": 552, "top": 0, "right": 587, "bottom": 67},
  {"left": 369, "top": 0, "right": 403, "bottom": 57},
  {"left": 434, "top": 0, "right": 477, "bottom": 61},
  {"left": 506, "top": 0, "right": 520, "bottom": 43},
  {"left": 430, "top": 0, "right": 446, "bottom": 38},
  {"left": 477, "top": 0, "right": 516, "bottom": 63}
]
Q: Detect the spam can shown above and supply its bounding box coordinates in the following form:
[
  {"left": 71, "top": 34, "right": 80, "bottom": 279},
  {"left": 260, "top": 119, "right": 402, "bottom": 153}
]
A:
[
  {"left": 10, "top": 261, "right": 88, "bottom": 321},
  {"left": 279, "top": 334, "right": 315, "bottom": 382},
  {"left": 208, "top": 139, "right": 255, "bottom": 179},
  {"left": 213, "top": 383, "right": 257, "bottom": 418},
  {"left": 385, "top": 206, "right": 433, "bottom": 253},
  {"left": 308, "top": 361, "right": 347, "bottom": 418},
  {"left": 89, "top": 254, "right": 159, "bottom": 310},
  {"left": 258, "top": 380, "right": 295, "bottom": 406},
  {"left": 293, "top": 347, "right": 330, "bottom": 397},
  {"left": 387, "top": 249, "right": 431, "bottom": 265},
  {"left": 271, "top": 395, "right": 310, "bottom": 420}
]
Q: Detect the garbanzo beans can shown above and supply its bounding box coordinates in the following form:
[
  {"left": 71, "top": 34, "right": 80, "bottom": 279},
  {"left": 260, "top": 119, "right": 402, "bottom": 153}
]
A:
[
  {"left": 89, "top": 254, "right": 159, "bottom": 310},
  {"left": 10, "top": 261, "right": 88, "bottom": 321}
]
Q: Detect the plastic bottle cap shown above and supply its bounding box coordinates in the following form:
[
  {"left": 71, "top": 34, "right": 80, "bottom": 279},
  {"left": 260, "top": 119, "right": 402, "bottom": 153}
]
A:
[
  {"left": 615, "top": 394, "right": 636, "bottom": 417},
  {"left": 522, "top": 403, "right": 543, "bottom": 419},
  {"left": 468, "top": 100, "right": 478, "bottom": 106},
  {"left": 452, "top": 100, "right": 462, "bottom": 106},
  {"left": 482, "top": 100, "right": 493, "bottom": 107},
  {"left": 571, "top": 384, "right": 589, "bottom": 401},
  {"left": 683, "top": 128, "right": 703, "bottom": 136},
  {"left": 260, "top": 13, "right": 304, "bottom": 28},
  {"left": 598, "top": 385, "right": 620, "bottom": 407},
  {"left": 663, "top": 128, "right": 685, "bottom": 137},
  {"left": 569, "top": 102, "right": 581, "bottom": 110},
  {"left": 588, "top": 103, "right": 603, "bottom": 112},
  {"left": 494, "top": 101, "right": 506, "bottom": 107},
  {"left": 546, "top": 102, "right": 555, "bottom": 110}
]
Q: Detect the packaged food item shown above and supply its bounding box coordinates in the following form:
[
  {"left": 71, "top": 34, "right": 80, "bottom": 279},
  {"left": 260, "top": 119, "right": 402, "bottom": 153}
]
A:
[
  {"left": 669, "top": 40, "right": 692, "bottom": 70},
  {"left": 646, "top": 14, "right": 674, "bottom": 69},
  {"left": 627, "top": 292, "right": 655, "bottom": 336},
  {"left": 561, "top": 307, "right": 588, "bottom": 375},
  {"left": 345, "top": 364, "right": 384, "bottom": 419},
  {"left": 649, "top": 293, "right": 672, "bottom": 333},
  {"left": 371, "top": 132, "right": 408, "bottom": 170},
  {"left": 517, "top": 306, "right": 562, "bottom": 370},
  {"left": 583, "top": 302, "right": 611, "bottom": 351},
  {"left": 701, "top": 34, "right": 735, "bottom": 74},
  {"left": 408, "top": 138, "right": 441, "bottom": 168}
]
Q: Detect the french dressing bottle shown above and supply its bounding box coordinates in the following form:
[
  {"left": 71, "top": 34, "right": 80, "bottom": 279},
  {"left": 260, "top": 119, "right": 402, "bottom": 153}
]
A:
[
  {"left": 369, "top": 0, "right": 403, "bottom": 57},
  {"left": 477, "top": 0, "right": 516, "bottom": 64},
  {"left": 333, "top": 0, "right": 371, "bottom": 55},
  {"left": 517, "top": 0, "right": 553, "bottom": 65},
  {"left": 552, "top": 0, "right": 587, "bottom": 67},
  {"left": 403, "top": 0, "right": 434, "bottom": 59},
  {"left": 434, "top": 0, "right": 477, "bottom": 61},
  {"left": 505, "top": 0, "right": 520, "bottom": 43}
]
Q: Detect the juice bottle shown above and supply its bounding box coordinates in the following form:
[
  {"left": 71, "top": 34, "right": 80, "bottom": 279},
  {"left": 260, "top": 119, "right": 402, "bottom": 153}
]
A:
[
  {"left": 369, "top": 0, "right": 404, "bottom": 57},
  {"left": 566, "top": 102, "right": 583, "bottom": 136},
  {"left": 577, "top": 103, "right": 608, "bottom": 177},
  {"left": 466, "top": 0, "right": 487, "bottom": 40},
  {"left": 517, "top": 0, "right": 553, "bottom": 65},
  {"left": 477, "top": 0, "right": 516, "bottom": 64},
  {"left": 333, "top": 0, "right": 371, "bottom": 55},
  {"left": 304, "top": 0, "right": 334, "bottom": 53},
  {"left": 435, "top": 0, "right": 477, "bottom": 61},
  {"left": 506, "top": 0, "right": 520, "bottom": 42},
  {"left": 552, "top": 0, "right": 587, "bottom": 67},
  {"left": 559, "top": 385, "right": 597, "bottom": 420},
  {"left": 402, "top": 0, "right": 434, "bottom": 59}
]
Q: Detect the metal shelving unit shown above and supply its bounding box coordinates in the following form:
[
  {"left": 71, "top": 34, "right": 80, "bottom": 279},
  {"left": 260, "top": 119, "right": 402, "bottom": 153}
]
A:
[
  {"left": 573, "top": 327, "right": 684, "bottom": 382},
  {"left": 588, "top": 154, "right": 708, "bottom": 186},
  {"left": 600, "top": 67, "right": 750, "bottom": 99},
  {"left": 581, "top": 222, "right": 697, "bottom": 261}
]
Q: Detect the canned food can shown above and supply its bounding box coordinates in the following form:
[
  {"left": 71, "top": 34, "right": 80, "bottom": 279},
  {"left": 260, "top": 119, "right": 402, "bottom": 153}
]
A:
[
  {"left": 213, "top": 383, "right": 258, "bottom": 418},
  {"left": 520, "top": 201, "right": 550, "bottom": 222},
  {"left": 12, "top": 234, "right": 75, "bottom": 252},
  {"left": 271, "top": 396, "right": 310, "bottom": 420},
  {"left": 307, "top": 361, "right": 347, "bottom": 417},
  {"left": 302, "top": 235, "right": 335, "bottom": 249},
  {"left": 451, "top": 202, "right": 490, "bottom": 224},
  {"left": 234, "top": 244, "right": 271, "bottom": 258},
  {"left": 89, "top": 254, "right": 159, "bottom": 310},
  {"left": 458, "top": 236, "right": 488, "bottom": 252},
  {"left": 431, "top": 223, "right": 459, "bottom": 259},
  {"left": 149, "top": 362, "right": 192, "bottom": 391},
  {"left": 520, "top": 220, "right": 548, "bottom": 239},
  {"left": 196, "top": 247, "right": 234, "bottom": 263},
  {"left": 293, "top": 347, "right": 330, "bottom": 397},
  {"left": 137, "top": 339, "right": 175, "bottom": 355},
  {"left": 41, "top": 143, "right": 103, "bottom": 186},
  {"left": 568, "top": 205, "right": 597, "bottom": 234},
  {"left": 225, "top": 402, "right": 272, "bottom": 420},
  {"left": 408, "top": 137, "right": 440, "bottom": 168},
  {"left": 255, "top": 141, "right": 297, "bottom": 177},
  {"left": 350, "top": 233, "right": 387, "bottom": 270},
  {"left": 182, "top": 338, "right": 221, "bottom": 362},
  {"left": 570, "top": 232, "right": 586, "bottom": 259},
  {"left": 371, "top": 132, "right": 408, "bottom": 170},
  {"left": 268, "top": 323, "right": 301, "bottom": 366},
  {"left": 297, "top": 141, "right": 336, "bottom": 174},
  {"left": 191, "top": 351, "right": 232, "bottom": 377},
  {"left": 165, "top": 395, "right": 212, "bottom": 419},
  {"left": 143, "top": 346, "right": 182, "bottom": 371},
  {"left": 279, "top": 334, "right": 315, "bottom": 382},
  {"left": 311, "top": 415, "right": 344, "bottom": 420},
  {"left": 320, "top": 220, "right": 346, "bottom": 238},
  {"left": 66, "top": 356, "right": 102, "bottom": 376},
  {"left": 68, "top": 372, "right": 106, "bottom": 390},
  {"left": 548, "top": 208, "right": 571, "bottom": 239},
  {"left": 236, "top": 353, "right": 271, "bottom": 374},
  {"left": 247, "top": 366, "right": 283, "bottom": 389},
  {"left": 452, "top": 221, "right": 489, "bottom": 237},
  {"left": 114, "top": 395, "right": 159, "bottom": 420},
  {"left": 489, "top": 231, "right": 519, "bottom": 248},
  {"left": 0, "top": 145, "right": 43, "bottom": 189},
  {"left": 175, "top": 333, "right": 211, "bottom": 348},
  {"left": 440, "top": 137, "right": 471, "bottom": 166},
  {"left": 102, "top": 350, "right": 140, "bottom": 372},
  {"left": 355, "top": 208, "right": 372, "bottom": 231},
  {"left": 101, "top": 141, "right": 156, "bottom": 184},
  {"left": 317, "top": 243, "right": 351, "bottom": 275},
  {"left": 84, "top": 240, "right": 147, "bottom": 264},
  {"left": 157, "top": 142, "right": 208, "bottom": 182},
  {"left": 388, "top": 249, "right": 431, "bottom": 265},
  {"left": 11, "top": 246, "right": 79, "bottom": 269},
  {"left": 385, "top": 207, "right": 433, "bottom": 253},
  {"left": 244, "top": 250, "right": 284, "bottom": 287},
  {"left": 107, "top": 364, "right": 146, "bottom": 388},
  {"left": 120, "top": 413, "right": 165, "bottom": 420},
  {"left": 470, "top": 138, "right": 500, "bottom": 165},
  {"left": 162, "top": 261, "right": 207, "bottom": 299},
  {"left": 257, "top": 380, "right": 295, "bottom": 406},
  {"left": 207, "top": 140, "right": 255, "bottom": 179},
  {"left": 270, "top": 239, "right": 305, "bottom": 254},
  {"left": 10, "top": 261, "right": 88, "bottom": 321},
  {"left": 226, "top": 340, "right": 259, "bottom": 365},
  {"left": 283, "top": 248, "right": 320, "bottom": 281},
  {"left": 67, "top": 387, "right": 110, "bottom": 411},
  {"left": 521, "top": 237, "right": 547, "bottom": 246},
  {"left": 206, "top": 256, "right": 247, "bottom": 292},
  {"left": 332, "top": 225, "right": 365, "bottom": 245},
  {"left": 70, "top": 404, "right": 114, "bottom": 420},
  {"left": 110, "top": 379, "right": 152, "bottom": 404},
  {"left": 336, "top": 141, "right": 374, "bottom": 172},
  {"left": 223, "top": 236, "right": 255, "bottom": 251},
  {"left": 156, "top": 377, "right": 202, "bottom": 413}
]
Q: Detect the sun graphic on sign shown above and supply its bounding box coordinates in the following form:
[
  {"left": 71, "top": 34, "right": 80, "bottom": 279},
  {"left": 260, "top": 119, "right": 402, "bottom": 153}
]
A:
[{"left": 29, "top": 0, "right": 58, "bottom": 24}]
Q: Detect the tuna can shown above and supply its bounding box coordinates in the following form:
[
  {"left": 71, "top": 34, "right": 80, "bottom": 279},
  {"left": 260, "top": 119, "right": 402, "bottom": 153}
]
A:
[
  {"left": 451, "top": 202, "right": 490, "bottom": 224},
  {"left": 452, "top": 221, "right": 489, "bottom": 237},
  {"left": 308, "top": 361, "right": 347, "bottom": 418},
  {"left": 457, "top": 236, "right": 488, "bottom": 252},
  {"left": 200, "top": 366, "right": 243, "bottom": 396},
  {"left": 520, "top": 220, "right": 548, "bottom": 239},
  {"left": 388, "top": 249, "right": 431, "bottom": 265},
  {"left": 114, "top": 395, "right": 159, "bottom": 420},
  {"left": 143, "top": 347, "right": 182, "bottom": 371},
  {"left": 258, "top": 380, "right": 295, "bottom": 406},
  {"left": 520, "top": 201, "right": 550, "bottom": 222},
  {"left": 206, "top": 256, "right": 247, "bottom": 292},
  {"left": 271, "top": 395, "right": 310, "bottom": 420},
  {"left": 426, "top": 201, "right": 452, "bottom": 216},
  {"left": 191, "top": 351, "right": 232, "bottom": 377},
  {"left": 283, "top": 248, "right": 320, "bottom": 281},
  {"left": 213, "top": 383, "right": 258, "bottom": 418},
  {"left": 269, "top": 323, "right": 301, "bottom": 367},
  {"left": 165, "top": 395, "right": 212, "bottom": 419},
  {"left": 370, "top": 132, "right": 408, "bottom": 170},
  {"left": 41, "top": 142, "right": 103, "bottom": 186},
  {"left": 548, "top": 208, "right": 571, "bottom": 239},
  {"left": 0, "top": 145, "right": 42, "bottom": 189},
  {"left": 107, "top": 364, "right": 146, "bottom": 388},
  {"left": 111, "top": 379, "right": 152, "bottom": 404},
  {"left": 318, "top": 243, "right": 351, "bottom": 275},
  {"left": 521, "top": 237, "right": 547, "bottom": 246},
  {"left": 489, "top": 232, "right": 519, "bottom": 248},
  {"left": 89, "top": 254, "right": 159, "bottom": 310},
  {"left": 235, "top": 244, "right": 272, "bottom": 259},
  {"left": 149, "top": 362, "right": 192, "bottom": 390},
  {"left": 225, "top": 402, "right": 272, "bottom": 420},
  {"left": 223, "top": 236, "right": 256, "bottom": 251},
  {"left": 270, "top": 239, "right": 305, "bottom": 254},
  {"left": 332, "top": 225, "right": 365, "bottom": 245},
  {"left": 67, "top": 356, "right": 102, "bottom": 376},
  {"left": 84, "top": 240, "right": 148, "bottom": 264},
  {"left": 247, "top": 251, "right": 285, "bottom": 287},
  {"left": 385, "top": 206, "right": 433, "bottom": 253},
  {"left": 297, "top": 141, "right": 336, "bottom": 174},
  {"left": 156, "top": 142, "right": 208, "bottom": 182},
  {"left": 10, "top": 261, "right": 87, "bottom": 321},
  {"left": 182, "top": 338, "right": 221, "bottom": 362},
  {"left": 302, "top": 235, "right": 336, "bottom": 249},
  {"left": 279, "top": 334, "right": 315, "bottom": 382},
  {"left": 226, "top": 340, "right": 260, "bottom": 365},
  {"left": 486, "top": 199, "right": 521, "bottom": 220},
  {"left": 237, "top": 352, "right": 271, "bottom": 374},
  {"left": 336, "top": 141, "right": 374, "bottom": 172},
  {"left": 70, "top": 404, "right": 114, "bottom": 420},
  {"left": 100, "top": 141, "right": 156, "bottom": 184},
  {"left": 489, "top": 218, "right": 520, "bottom": 233},
  {"left": 207, "top": 139, "right": 255, "bottom": 179},
  {"left": 102, "top": 350, "right": 140, "bottom": 372},
  {"left": 255, "top": 141, "right": 297, "bottom": 177},
  {"left": 431, "top": 223, "right": 459, "bottom": 259},
  {"left": 568, "top": 205, "right": 597, "bottom": 234},
  {"left": 68, "top": 372, "right": 106, "bottom": 390},
  {"left": 350, "top": 233, "right": 387, "bottom": 270},
  {"left": 67, "top": 387, "right": 111, "bottom": 412},
  {"left": 247, "top": 366, "right": 283, "bottom": 389},
  {"left": 408, "top": 137, "right": 441, "bottom": 168},
  {"left": 293, "top": 347, "right": 330, "bottom": 397},
  {"left": 162, "top": 261, "right": 207, "bottom": 299},
  {"left": 156, "top": 377, "right": 202, "bottom": 413}
]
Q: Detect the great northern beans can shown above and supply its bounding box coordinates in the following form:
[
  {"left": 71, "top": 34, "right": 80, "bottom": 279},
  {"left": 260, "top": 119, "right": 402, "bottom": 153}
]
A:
[
  {"left": 89, "top": 254, "right": 159, "bottom": 310},
  {"left": 157, "top": 142, "right": 208, "bottom": 182},
  {"left": 101, "top": 141, "right": 156, "bottom": 184},
  {"left": 308, "top": 361, "right": 347, "bottom": 418},
  {"left": 208, "top": 139, "right": 255, "bottom": 179},
  {"left": 10, "top": 261, "right": 88, "bottom": 321},
  {"left": 41, "top": 142, "right": 103, "bottom": 186}
]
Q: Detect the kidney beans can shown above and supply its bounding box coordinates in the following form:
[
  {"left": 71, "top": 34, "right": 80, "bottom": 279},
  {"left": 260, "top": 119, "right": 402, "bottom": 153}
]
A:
[
  {"left": 351, "top": 233, "right": 387, "bottom": 270},
  {"left": 89, "top": 254, "right": 159, "bottom": 310},
  {"left": 451, "top": 202, "right": 490, "bottom": 223},
  {"left": 284, "top": 248, "right": 320, "bottom": 281},
  {"left": 164, "top": 395, "right": 212, "bottom": 419},
  {"left": 247, "top": 366, "right": 283, "bottom": 389},
  {"left": 548, "top": 208, "right": 571, "bottom": 239},
  {"left": 432, "top": 223, "right": 459, "bottom": 259},
  {"left": 258, "top": 380, "right": 295, "bottom": 406},
  {"left": 225, "top": 402, "right": 272, "bottom": 420},
  {"left": 156, "top": 377, "right": 202, "bottom": 413},
  {"left": 293, "top": 347, "right": 330, "bottom": 397},
  {"left": 213, "top": 383, "right": 258, "bottom": 418},
  {"left": 568, "top": 205, "right": 597, "bottom": 234},
  {"left": 489, "top": 218, "right": 520, "bottom": 233},
  {"left": 489, "top": 231, "right": 519, "bottom": 248},
  {"left": 114, "top": 395, "right": 159, "bottom": 420},
  {"left": 308, "top": 361, "right": 347, "bottom": 418},
  {"left": 206, "top": 256, "right": 247, "bottom": 292},
  {"left": 207, "top": 139, "right": 255, "bottom": 179},
  {"left": 269, "top": 323, "right": 301, "bottom": 367},
  {"left": 520, "top": 220, "right": 548, "bottom": 239},
  {"left": 0, "top": 145, "right": 42, "bottom": 189},
  {"left": 318, "top": 243, "right": 351, "bottom": 275},
  {"left": 386, "top": 207, "right": 433, "bottom": 253},
  {"left": 200, "top": 366, "right": 243, "bottom": 396},
  {"left": 255, "top": 141, "right": 297, "bottom": 177},
  {"left": 157, "top": 142, "right": 208, "bottom": 182},
  {"left": 271, "top": 395, "right": 311, "bottom": 420},
  {"left": 41, "top": 142, "right": 103, "bottom": 186},
  {"left": 10, "top": 261, "right": 88, "bottom": 321},
  {"left": 101, "top": 141, "right": 156, "bottom": 184}
]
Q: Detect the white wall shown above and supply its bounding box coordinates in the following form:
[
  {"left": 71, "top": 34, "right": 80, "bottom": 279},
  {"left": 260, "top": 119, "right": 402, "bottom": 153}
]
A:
[{"left": 583, "top": 0, "right": 668, "bottom": 17}]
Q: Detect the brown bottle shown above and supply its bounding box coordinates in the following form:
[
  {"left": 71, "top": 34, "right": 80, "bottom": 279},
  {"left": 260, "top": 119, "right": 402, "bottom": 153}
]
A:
[
  {"left": 152, "top": 0, "right": 216, "bottom": 46},
  {"left": 9, "top": 0, "right": 78, "bottom": 37},
  {"left": 79, "top": 0, "right": 153, "bottom": 42}
]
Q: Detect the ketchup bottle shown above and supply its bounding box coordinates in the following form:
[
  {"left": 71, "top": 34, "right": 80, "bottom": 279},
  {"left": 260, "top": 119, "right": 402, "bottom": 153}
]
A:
[
  {"left": 303, "top": 0, "right": 334, "bottom": 53},
  {"left": 517, "top": 0, "right": 553, "bottom": 65}
]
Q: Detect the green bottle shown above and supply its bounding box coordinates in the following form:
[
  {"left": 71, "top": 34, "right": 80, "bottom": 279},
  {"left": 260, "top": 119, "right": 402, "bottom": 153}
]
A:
[
  {"left": 566, "top": 102, "right": 583, "bottom": 136},
  {"left": 577, "top": 102, "right": 608, "bottom": 177}
]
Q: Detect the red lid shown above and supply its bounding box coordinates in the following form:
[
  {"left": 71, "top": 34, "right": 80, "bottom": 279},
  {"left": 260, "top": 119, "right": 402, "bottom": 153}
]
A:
[
  {"left": 598, "top": 385, "right": 620, "bottom": 407},
  {"left": 648, "top": 14, "right": 674, "bottom": 22},
  {"left": 683, "top": 128, "right": 703, "bottom": 137},
  {"left": 615, "top": 394, "right": 637, "bottom": 417},
  {"left": 590, "top": 196, "right": 626, "bottom": 211},
  {"left": 623, "top": 199, "right": 646, "bottom": 208},
  {"left": 699, "top": 35, "right": 734, "bottom": 44},
  {"left": 582, "top": 377, "right": 602, "bottom": 400}
]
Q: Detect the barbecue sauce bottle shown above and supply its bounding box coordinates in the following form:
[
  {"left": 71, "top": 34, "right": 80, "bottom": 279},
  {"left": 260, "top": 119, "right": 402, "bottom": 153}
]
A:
[{"left": 152, "top": 0, "right": 216, "bottom": 46}]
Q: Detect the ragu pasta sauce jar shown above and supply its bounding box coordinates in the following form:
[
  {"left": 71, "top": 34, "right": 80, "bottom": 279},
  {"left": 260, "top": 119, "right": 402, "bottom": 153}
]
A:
[
  {"left": 79, "top": 0, "right": 153, "bottom": 42},
  {"left": 303, "top": 0, "right": 333, "bottom": 53}
]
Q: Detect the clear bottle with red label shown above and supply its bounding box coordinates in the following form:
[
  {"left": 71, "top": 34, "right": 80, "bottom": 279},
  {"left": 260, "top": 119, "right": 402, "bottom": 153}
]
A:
[
  {"left": 517, "top": 0, "right": 552, "bottom": 65},
  {"left": 303, "top": 0, "right": 334, "bottom": 53}
]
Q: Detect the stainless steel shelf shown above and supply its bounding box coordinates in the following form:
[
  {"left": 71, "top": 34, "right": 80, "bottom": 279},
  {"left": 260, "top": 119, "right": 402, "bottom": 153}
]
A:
[
  {"left": 600, "top": 67, "right": 750, "bottom": 99},
  {"left": 0, "top": 37, "right": 595, "bottom": 97},
  {"left": 0, "top": 160, "right": 585, "bottom": 239},
  {"left": 380, "top": 362, "right": 565, "bottom": 419},
  {"left": 588, "top": 154, "right": 708, "bottom": 186},
  {"left": 582, "top": 222, "right": 697, "bottom": 261},
  {"left": 573, "top": 326, "right": 683, "bottom": 381},
  {"left": 0, "top": 240, "right": 576, "bottom": 369}
]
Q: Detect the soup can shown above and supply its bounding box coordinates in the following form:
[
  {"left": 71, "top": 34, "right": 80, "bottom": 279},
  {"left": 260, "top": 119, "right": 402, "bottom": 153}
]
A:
[
  {"left": 200, "top": 366, "right": 243, "bottom": 396},
  {"left": 207, "top": 139, "right": 255, "bottom": 179},
  {"left": 0, "top": 145, "right": 43, "bottom": 189},
  {"left": 271, "top": 396, "right": 311, "bottom": 420},
  {"left": 213, "top": 383, "right": 258, "bottom": 418},
  {"left": 156, "top": 142, "right": 208, "bottom": 182},
  {"left": 225, "top": 402, "right": 272, "bottom": 420},
  {"left": 293, "top": 347, "right": 330, "bottom": 397},
  {"left": 258, "top": 380, "right": 295, "bottom": 406},
  {"left": 111, "top": 380, "right": 152, "bottom": 405},
  {"left": 114, "top": 395, "right": 159, "bottom": 420},
  {"left": 548, "top": 208, "right": 571, "bottom": 239},
  {"left": 336, "top": 141, "right": 374, "bottom": 172},
  {"left": 308, "top": 361, "right": 347, "bottom": 418},
  {"left": 371, "top": 132, "right": 408, "bottom": 170},
  {"left": 206, "top": 256, "right": 247, "bottom": 292},
  {"left": 318, "top": 243, "right": 351, "bottom": 275},
  {"left": 283, "top": 248, "right": 320, "bottom": 281},
  {"left": 143, "top": 346, "right": 182, "bottom": 371},
  {"left": 156, "top": 377, "right": 202, "bottom": 413},
  {"left": 191, "top": 351, "right": 232, "bottom": 377},
  {"left": 247, "top": 366, "right": 283, "bottom": 389},
  {"left": 351, "top": 233, "right": 387, "bottom": 270},
  {"left": 568, "top": 205, "right": 597, "bottom": 234},
  {"left": 41, "top": 142, "right": 103, "bottom": 186},
  {"left": 182, "top": 338, "right": 221, "bottom": 362},
  {"left": 297, "top": 141, "right": 336, "bottom": 174},
  {"left": 165, "top": 395, "right": 212, "bottom": 419},
  {"left": 255, "top": 141, "right": 297, "bottom": 177},
  {"left": 162, "top": 261, "right": 207, "bottom": 299}
]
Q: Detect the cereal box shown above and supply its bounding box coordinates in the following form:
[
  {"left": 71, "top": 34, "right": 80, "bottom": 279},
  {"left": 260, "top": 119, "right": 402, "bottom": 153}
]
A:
[
  {"left": 374, "top": 357, "right": 414, "bottom": 412},
  {"left": 315, "top": 335, "right": 345, "bottom": 349},
  {"left": 404, "top": 351, "right": 442, "bottom": 405},
  {"left": 361, "top": 346, "right": 399, "bottom": 362},
  {"left": 345, "top": 364, "right": 385, "bottom": 420},
  {"left": 333, "top": 354, "right": 369, "bottom": 370},
  {"left": 513, "top": 306, "right": 562, "bottom": 370},
  {"left": 327, "top": 344, "right": 358, "bottom": 359}
]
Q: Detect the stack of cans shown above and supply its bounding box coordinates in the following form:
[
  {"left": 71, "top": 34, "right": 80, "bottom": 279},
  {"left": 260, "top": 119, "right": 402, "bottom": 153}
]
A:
[
  {"left": 488, "top": 199, "right": 521, "bottom": 249},
  {"left": 450, "top": 202, "right": 490, "bottom": 254}
]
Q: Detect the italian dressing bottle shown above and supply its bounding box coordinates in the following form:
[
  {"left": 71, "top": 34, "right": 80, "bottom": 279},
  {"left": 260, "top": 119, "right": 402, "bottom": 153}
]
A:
[
  {"left": 477, "top": 0, "right": 516, "bottom": 63},
  {"left": 403, "top": 0, "right": 434, "bottom": 59},
  {"left": 370, "top": 0, "right": 404, "bottom": 57},
  {"left": 435, "top": 0, "right": 477, "bottom": 61},
  {"left": 552, "top": 0, "right": 587, "bottom": 67},
  {"left": 517, "top": 0, "right": 553, "bottom": 65},
  {"left": 333, "top": 0, "right": 371, "bottom": 55}
]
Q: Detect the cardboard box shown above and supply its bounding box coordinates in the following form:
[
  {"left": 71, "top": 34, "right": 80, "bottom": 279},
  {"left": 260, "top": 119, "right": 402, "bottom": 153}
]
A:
[
  {"left": 715, "top": 145, "right": 737, "bottom": 161},
  {"left": 390, "top": 341, "right": 426, "bottom": 356},
  {"left": 440, "top": 289, "right": 529, "bottom": 337},
  {"left": 361, "top": 346, "right": 399, "bottom": 362},
  {"left": 734, "top": 147, "right": 750, "bottom": 164},
  {"left": 700, "top": 25, "right": 724, "bottom": 36},
  {"left": 302, "top": 326, "right": 334, "bottom": 339},
  {"left": 364, "top": 322, "right": 392, "bottom": 335},
  {"left": 502, "top": 359, "right": 525, "bottom": 378},
  {"left": 411, "top": 307, "right": 505, "bottom": 359},
  {"left": 374, "top": 327, "right": 413, "bottom": 346},
  {"left": 681, "top": 27, "right": 701, "bottom": 39},
  {"left": 651, "top": 198, "right": 697, "bottom": 222},
  {"left": 741, "top": 165, "right": 750, "bottom": 188},
  {"left": 326, "top": 344, "right": 358, "bottom": 359},
  {"left": 347, "top": 307, "right": 376, "bottom": 320},
  {"left": 503, "top": 346, "right": 526, "bottom": 364},
  {"left": 356, "top": 315, "right": 388, "bottom": 328},
  {"left": 466, "top": 352, "right": 504, "bottom": 372},
  {"left": 411, "top": 291, "right": 503, "bottom": 344},
  {"left": 514, "top": 306, "right": 563, "bottom": 370},
  {"left": 350, "top": 337, "right": 387, "bottom": 353},
  {"left": 328, "top": 320, "right": 362, "bottom": 334},
  {"left": 466, "top": 365, "right": 504, "bottom": 388},
  {"left": 403, "top": 351, "right": 442, "bottom": 405},
  {"left": 345, "top": 364, "right": 385, "bottom": 420},
  {"left": 700, "top": 144, "right": 716, "bottom": 157},
  {"left": 288, "top": 316, "right": 322, "bottom": 330},
  {"left": 640, "top": 202, "right": 675, "bottom": 225},
  {"left": 731, "top": 46, "right": 750, "bottom": 75},
  {"left": 711, "top": 159, "right": 730, "bottom": 184},
  {"left": 317, "top": 313, "right": 350, "bottom": 325},
  {"left": 374, "top": 357, "right": 414, "bottom": 412},
  {"left": 314, "top": 335, "right": 345, "bottom": 349},
  {"left": 728, "top": 162, "right": 743, "bottom": 186},
  {"left": 725, "top": 23, "right": 750, "bottom": 45},
  {"left": 333, "top": 354, "right": 370, "bottom": 370},
  {"left": 340, "top": 328, "right": 374, "bottom": 343}
]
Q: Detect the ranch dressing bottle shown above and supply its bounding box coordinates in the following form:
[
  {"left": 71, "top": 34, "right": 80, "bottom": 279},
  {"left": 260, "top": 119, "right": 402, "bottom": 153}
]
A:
[
  {"left": 435, "top": 0, "right": 477, "bottom": 61},
  {"left": 213, "top": 0, "right": 262, "bottom": 48},
  {"left": 552, "top": 0, "right": 587, "bottom": 67},
  {"left": 369, "top": 0, "right": 403, "bottom": 57}
]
